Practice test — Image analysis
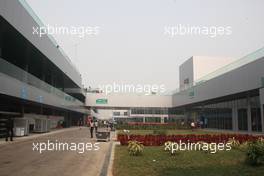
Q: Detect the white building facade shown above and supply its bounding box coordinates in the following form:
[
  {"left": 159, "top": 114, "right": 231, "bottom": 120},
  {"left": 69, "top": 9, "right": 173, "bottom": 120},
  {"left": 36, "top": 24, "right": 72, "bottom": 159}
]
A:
[{"left": 86, "top": 47, "right": 264, "bottom": 133}]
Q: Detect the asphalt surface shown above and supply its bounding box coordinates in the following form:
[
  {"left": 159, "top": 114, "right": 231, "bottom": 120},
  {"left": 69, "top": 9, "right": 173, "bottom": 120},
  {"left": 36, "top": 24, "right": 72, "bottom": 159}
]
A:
[{"left": 0, "top": 127, "right": 112, "bottom": 176}]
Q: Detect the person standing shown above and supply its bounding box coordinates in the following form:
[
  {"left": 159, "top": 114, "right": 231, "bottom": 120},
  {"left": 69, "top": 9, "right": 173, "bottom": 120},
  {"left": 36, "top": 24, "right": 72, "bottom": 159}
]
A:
[
  {"left": 204, "top": 118, "right": 208, "bottom": 128},
  {"left": 191, "top": 121, "right": 195, "bottom": 131},
  {"left": 5, "top": 118, "right": 14, "bottom": 142},
  {"left": 90, "top": 120, "right": 94, "bottom": 138},
  {"left": 110, "top": 122, "right": 113, "bottom": 131},
  {"left": 78, "top": 118, "right": 82, "bottom": 130},
  {"left": 200, "top": 120, "right": 204, "bottom": 129},
  {"left": 181, "top": 120, "right": 185, "bottom": 127},
  {"left": 94, "top": 120, "right": 98, "bottom": 133}
]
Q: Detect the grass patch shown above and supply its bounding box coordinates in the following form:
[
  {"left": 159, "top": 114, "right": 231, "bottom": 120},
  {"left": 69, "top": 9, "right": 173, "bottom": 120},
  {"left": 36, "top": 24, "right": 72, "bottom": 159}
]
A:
[{"left": 113, "top": 146, "right": 264, "bottom": 176}]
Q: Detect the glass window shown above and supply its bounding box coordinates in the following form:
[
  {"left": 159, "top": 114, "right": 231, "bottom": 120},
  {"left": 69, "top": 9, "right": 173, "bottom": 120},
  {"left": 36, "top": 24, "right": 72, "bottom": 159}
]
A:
[
  {"left": 238, "top": 109, "right": 248, "bottom": 131},
  {"left": 202, "top": 101, "right": 232, "bottom": 130},
  {"left": 113, "top": 112, "right": 120, "bottom": 116},
  {"left": 145, "top": 117, "right": 161, "bottom": 123}
]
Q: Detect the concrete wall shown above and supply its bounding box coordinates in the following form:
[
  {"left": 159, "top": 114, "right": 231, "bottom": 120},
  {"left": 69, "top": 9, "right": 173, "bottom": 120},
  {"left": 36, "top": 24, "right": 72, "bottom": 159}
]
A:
[
  {"left": 0, "top": 0, "right": 82, "bottom": 87},
  {"left": 179, "top": 56, "right": 234, "bottom": 90},
  {"left": 193, "top": 56, "right": 235, "bottom": 81},
  {"left": 93, "top": 109, "right": 113, "bottom": 120},
  {"left": 86, "top": 93, "right": 172, "bottom": 108},
  {"left": 173, "top": 57, "right": 264, "bottom": 107},
  {"left": 0, "top": 72, "right": 85, "bottom": 113},
  {"left": 179, "top": 57, "right": 193, "bottom": 90},
  {"left": 260, "top": 88, "right": 264, "bottom": 104}
]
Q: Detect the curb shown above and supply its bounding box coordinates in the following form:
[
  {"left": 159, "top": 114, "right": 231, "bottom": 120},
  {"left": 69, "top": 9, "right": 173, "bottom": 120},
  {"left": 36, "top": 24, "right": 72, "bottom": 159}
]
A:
[
  {"left": 106, "top": 131, "right": 120, "bottom": 176},
  {"left": 106, "top": 141, "right": 120, "bottom": 176}
]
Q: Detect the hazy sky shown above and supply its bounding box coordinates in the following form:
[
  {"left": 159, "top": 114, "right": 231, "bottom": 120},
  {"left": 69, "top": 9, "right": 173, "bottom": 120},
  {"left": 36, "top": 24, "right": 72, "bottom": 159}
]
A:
[{"left": 26, "top": 0, "right": 264, "bottom": 92}]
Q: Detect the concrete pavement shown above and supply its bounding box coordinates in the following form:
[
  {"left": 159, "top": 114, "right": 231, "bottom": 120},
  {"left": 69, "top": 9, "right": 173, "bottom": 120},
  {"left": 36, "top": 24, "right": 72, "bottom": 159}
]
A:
[{"left": 0, "top": 127, "right": 113, "bottom": 176}]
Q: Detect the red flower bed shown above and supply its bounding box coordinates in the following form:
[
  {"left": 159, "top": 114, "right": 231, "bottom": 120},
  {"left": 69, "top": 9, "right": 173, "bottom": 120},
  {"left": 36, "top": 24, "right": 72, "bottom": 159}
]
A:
[{"left": 117, "top": 134, "right": 263, "bottom": 146}]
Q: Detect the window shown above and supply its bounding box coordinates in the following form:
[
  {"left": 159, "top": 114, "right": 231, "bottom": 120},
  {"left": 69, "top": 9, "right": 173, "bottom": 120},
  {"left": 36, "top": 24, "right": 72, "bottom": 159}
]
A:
[
  {"left": 251, "top": 108, "right": 262, "bottom": 132},
  {"left": 113, "top": 112, "right": 120, "bottom": 116},
  {"left": 145, "top": 117, "right": 161, "bottom": 123},
  {"left": 184, "top": 78, "right": 189, "bottom": 84},
  {"left": 203, "top": 101, "right": 232, "bottom": 130}
]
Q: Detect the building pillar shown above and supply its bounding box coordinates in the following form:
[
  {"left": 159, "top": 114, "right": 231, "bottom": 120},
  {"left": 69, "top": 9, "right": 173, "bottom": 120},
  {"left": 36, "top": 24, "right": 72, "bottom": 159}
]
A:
[
  {"left": 260, "top": 103, "right": 264, "bottom": 133},
  {"left": 247, "top": 94, "right": 252, "bottom": 132},
  {"left": 143, "top": 117, "right": 145, "bottom": 123},
  {"left": 62, "top": 74, "right": 65, "bottom": 91},
  {"left": 64, "top": 111, "right": 70, "bottom": 128},
  {"left": 21, "top": 105, "right": 25, "bottom": 117},
  {"left": 232, "top": 101, "right": 238, "bottom": 131},
  {"left": 161, "top": 116, "right": 164, "bottom": 124},
  {"left": 259, "top": 88, "right": 264, "bottom": 133},
  {"left": 0, "top": 27, "right": 2, "bottom": 58},
  {"left": 0, "top": 18, "right": 4, "bottom": 58}
]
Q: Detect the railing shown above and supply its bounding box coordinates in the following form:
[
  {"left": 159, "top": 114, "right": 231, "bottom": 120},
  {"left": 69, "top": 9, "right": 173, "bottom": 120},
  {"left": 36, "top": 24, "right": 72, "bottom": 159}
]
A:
[
  {"left": 0, "top": 58, "right": 83, "bottom": 106},
  {"left": 18, "top": 0, "right": 80, "bottom": 75},
  {"left": 173, "top": 47, "right": 264, "bottom": 95}
]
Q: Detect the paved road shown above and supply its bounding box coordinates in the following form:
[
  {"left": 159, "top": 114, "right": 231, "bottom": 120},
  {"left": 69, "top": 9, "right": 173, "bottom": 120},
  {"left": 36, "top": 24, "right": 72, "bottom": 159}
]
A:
[{"left": 0, "top": 128, "right": 112, "bottom": 176}]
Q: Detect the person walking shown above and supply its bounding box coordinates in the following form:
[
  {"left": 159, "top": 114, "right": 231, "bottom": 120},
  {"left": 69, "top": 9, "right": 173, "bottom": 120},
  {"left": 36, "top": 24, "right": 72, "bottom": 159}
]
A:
[
  {"left": 90, "top": 120, "right": 94, "bottom": 138},
  {"left": 5, "top": 118, "right": 14, "bottom": 142}
]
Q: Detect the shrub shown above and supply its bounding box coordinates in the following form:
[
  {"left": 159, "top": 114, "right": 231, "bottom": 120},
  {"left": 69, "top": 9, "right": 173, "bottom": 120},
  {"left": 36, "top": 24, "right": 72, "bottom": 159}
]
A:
[
  {"left": 227, "top": 137, "right": 240, "bottom": 149},
  {"left": 246, "top": 140, "right": 264, "bottom": 166},
  {"left": 153, "top": 129, "right": 168, "bottom": 135},
  {"left": 127, "top": 141, "right": 144, "bottom": 156},
  {"left": 258, "top": 137, "right": 264, "bottom": 143},
  {"left": 164, "top": 141, "right": 173, "bottom": 151},
  {"left": 164, "top": 141, "right": 178, "bottom": 155},
  {"left": 239, "top": 141, "right": 249, "bottom": 152}
]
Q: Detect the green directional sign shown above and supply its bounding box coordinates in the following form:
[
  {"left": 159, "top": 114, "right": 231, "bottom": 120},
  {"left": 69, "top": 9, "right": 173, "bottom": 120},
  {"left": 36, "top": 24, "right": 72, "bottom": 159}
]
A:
[{"left": 96, "top": 99, "right": 108, "bottom": 104}]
